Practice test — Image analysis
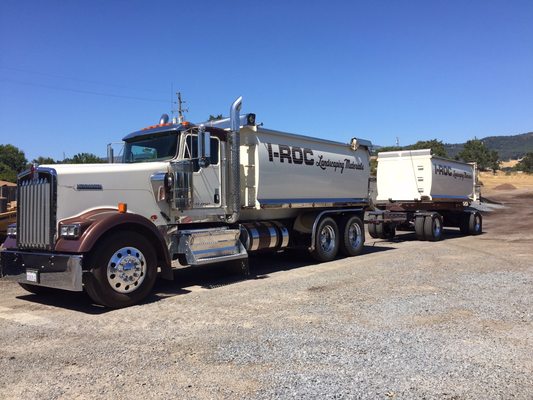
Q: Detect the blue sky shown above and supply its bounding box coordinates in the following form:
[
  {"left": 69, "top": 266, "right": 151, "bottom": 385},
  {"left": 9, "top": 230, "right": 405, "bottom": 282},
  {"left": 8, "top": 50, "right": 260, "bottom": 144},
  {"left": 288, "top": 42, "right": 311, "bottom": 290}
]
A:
[{"left": 1, "top": 0, "right": 532, "bottom": 162}]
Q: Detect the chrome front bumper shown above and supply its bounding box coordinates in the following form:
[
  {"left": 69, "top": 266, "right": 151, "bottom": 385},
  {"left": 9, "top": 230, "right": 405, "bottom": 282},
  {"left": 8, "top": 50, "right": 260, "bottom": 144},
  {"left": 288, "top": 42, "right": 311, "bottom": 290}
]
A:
[{"left": 0, "top": 250, "right": 83, "bottom": 291}]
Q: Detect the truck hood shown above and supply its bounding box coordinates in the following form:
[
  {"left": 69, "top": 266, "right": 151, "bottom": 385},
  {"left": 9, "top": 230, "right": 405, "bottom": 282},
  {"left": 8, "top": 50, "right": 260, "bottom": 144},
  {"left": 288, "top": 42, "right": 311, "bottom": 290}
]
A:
[{"left": 41, "top": 162, "right": 170, "bottom": 223}]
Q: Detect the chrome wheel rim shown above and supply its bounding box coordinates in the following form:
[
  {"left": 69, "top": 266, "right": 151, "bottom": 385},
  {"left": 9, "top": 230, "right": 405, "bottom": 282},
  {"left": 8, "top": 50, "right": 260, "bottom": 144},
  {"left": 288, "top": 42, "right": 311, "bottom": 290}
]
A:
[
  {"left": 319, "top": 225, "right": 336, "bottom": 254},
  {"left": 107, "top": 246, "right": 146, "bottom": 293},
  {"left": 348, "top": 222, "right": 362, "bottom": 249},
  {"left": 433, "top": 218, "right": 442, "bottom": 237}
]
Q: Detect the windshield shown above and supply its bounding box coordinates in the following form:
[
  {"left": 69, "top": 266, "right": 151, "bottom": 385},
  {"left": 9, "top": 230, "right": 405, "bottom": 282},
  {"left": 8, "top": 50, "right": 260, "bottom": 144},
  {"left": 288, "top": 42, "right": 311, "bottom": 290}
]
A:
[{"left": 123, "top": 132, "right": 179, "bottom": 163}]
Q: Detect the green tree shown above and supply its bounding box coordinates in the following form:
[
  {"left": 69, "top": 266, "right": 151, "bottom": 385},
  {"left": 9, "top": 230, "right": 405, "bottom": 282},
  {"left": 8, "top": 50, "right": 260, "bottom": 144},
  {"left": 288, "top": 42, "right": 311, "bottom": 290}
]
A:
[
  {"left": 458, "top": 138, "right": 500, "bottom": 171},
  {"left": 0, "top": 144, "right": 27, "bottom": 182},
  {"left": 32, "top": 156, "right": 56, "bottom": 165},
  {"left": 208, "top": 114, "right": 223, "bottom": 121},
  {"left": 64, "top": 153, "right": 104, "bottom": 164},
  {"left": 406, "top": 139, "right": 448, "bottom": 158},
  {"left": 515, "top": 153, "right": 533, "bottom": 173}
]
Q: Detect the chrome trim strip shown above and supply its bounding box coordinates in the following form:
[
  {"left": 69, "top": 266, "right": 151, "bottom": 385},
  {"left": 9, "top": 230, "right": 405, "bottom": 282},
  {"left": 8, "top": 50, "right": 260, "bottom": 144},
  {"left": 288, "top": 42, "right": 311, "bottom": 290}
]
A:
[
  {"left": 431, "top": 194, "right": 470, "bottom": 200},
  {"left": 76, "top": 184, "right": 103, "bottom": 191},
  {"left": 258, "top": 198, "right": 368, "bottom": 209}
]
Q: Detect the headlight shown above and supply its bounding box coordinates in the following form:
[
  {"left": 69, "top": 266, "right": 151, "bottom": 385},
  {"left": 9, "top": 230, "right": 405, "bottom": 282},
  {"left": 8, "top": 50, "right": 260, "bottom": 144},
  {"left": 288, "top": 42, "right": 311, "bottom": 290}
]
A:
[
  {"left": 7, "top": 224, "right": 17, "bottom": 237},
  {"left": 59, "top": 223, "right": 81, "bottom": 239}
]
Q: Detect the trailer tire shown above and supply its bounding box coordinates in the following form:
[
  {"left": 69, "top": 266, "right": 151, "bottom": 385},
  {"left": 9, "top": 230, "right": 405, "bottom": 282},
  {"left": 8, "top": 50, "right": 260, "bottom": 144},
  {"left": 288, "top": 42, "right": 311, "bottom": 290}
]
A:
[
  {"left": 367, "top": 215, "right": 380, "bottom": 239},
  {"left": 383, "top": 223, "right": 396, "bottom": 240},
  {"left": 310, "top": 217, "right": 339, "bottom": 262},
  {"left": 423, "top": 214, "right": 443, "bottom": 241},
  {"left": 468, "top": 212, "right": 482, "bottom": 235},
  {"left": 459, "top": 213, "right": 470, "bottom": 234},
  {"left": 415, "top": 215, "right": 426, "bottom": 240},
  {"left": 84, "top": 231, "right": 158, "bottom": 308},
  {"left": 368, "top": 222, "right": 379, "bottom": 238},
  {"left": 18, "top": 283, "right": 54, "bottom": 295},
  {"left": 340, "top": 216, "right": 365, "bottom": 256}
]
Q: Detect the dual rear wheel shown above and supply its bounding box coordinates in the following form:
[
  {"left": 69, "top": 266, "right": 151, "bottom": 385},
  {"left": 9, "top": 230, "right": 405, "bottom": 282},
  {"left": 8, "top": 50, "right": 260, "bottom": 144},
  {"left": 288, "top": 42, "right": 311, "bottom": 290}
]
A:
[
  {"left": 415, "top": 213, "right": 443, "bottom": 241},
  {"left": 310, "top": 215, "right": 365, "bottom": 262}
]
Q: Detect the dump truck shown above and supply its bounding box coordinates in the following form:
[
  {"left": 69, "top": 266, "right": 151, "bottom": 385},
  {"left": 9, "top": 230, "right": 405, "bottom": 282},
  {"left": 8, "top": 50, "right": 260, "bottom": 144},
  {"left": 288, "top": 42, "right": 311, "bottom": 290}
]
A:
[
  {"left": 0, "top": 97, "right": 371, "bottom": 308},
  {"left": 366, "top": 149, "right": 482, "bottom": 241}
]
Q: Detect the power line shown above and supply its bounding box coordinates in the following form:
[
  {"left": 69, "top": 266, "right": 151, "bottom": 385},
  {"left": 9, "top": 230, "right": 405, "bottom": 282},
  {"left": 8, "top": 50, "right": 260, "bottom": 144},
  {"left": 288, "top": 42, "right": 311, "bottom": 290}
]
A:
[
  {"left": 0, "top": 78, "right": 168, "bottom": 103},
  {"left": 0, "top": 65, "right": 166, "bottom": 95}
]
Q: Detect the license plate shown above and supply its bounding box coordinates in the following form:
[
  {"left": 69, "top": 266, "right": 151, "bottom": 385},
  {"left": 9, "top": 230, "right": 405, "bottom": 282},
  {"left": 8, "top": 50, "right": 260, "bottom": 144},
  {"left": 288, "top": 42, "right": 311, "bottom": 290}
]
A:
[{"left": 26, "top": 270, "right": 39, "bottom": 283}]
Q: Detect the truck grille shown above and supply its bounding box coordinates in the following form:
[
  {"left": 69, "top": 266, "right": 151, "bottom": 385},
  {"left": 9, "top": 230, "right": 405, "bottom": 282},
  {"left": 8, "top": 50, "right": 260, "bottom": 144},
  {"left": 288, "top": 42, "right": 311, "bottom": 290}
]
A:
[{"left": 17, "top": 169, "right": 56, "bottom": 250}]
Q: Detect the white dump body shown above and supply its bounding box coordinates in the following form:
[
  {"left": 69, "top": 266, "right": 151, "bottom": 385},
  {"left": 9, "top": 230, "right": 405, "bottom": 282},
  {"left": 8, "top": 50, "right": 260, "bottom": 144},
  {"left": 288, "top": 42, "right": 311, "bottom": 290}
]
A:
[
  {"left": 376, "top": 149, "right": 475, "bottom": 203},
  {"left": 238, "top": 126, "right": 370, "bottom": 218}
]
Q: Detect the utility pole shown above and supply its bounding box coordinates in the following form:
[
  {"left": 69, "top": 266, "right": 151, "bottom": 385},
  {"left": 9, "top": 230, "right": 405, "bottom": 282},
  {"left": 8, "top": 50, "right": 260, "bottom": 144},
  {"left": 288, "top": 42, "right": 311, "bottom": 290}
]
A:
[
  {"left": 176, "top": 92, "right": 187, "bottom": 123},
  {"left": 396, "top": 137, "right": 400, "bottom": 147}
]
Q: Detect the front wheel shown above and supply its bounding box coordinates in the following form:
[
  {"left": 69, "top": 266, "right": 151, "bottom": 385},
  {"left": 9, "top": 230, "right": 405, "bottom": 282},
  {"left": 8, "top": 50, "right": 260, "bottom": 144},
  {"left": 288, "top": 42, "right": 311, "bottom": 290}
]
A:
[
  {"left": 310, "top": 217, "right": 339, "bottom": 262},
  {"left": 84, "top": 231, "right": 158, "bottom": 308},
  {"left": 340, "top": 215, "right": 365, "bottom": 256}
]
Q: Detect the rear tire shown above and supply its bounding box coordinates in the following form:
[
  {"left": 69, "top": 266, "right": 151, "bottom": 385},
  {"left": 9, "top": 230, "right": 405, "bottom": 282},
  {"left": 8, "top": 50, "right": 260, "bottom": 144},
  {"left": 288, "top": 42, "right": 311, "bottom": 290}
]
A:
[
  {"left": 423, "top": 214, "right": 443, "bottom": 241},
  {"left": 310, "top": 217, "right": 339, "bottom": 262},
  {"left": 381, "top": 223, "right": 396, "bottom": 240},
  {"left": 415, "top": 215, "right": 426, "bottom": 240},
  {"left": 84, "top": 231, "right": 158, "bottom": 308},
  {"left": 367, "top": 215, "right": 380, "bottom": 239},
  {"left": 340, "top": 216, "right": 365, "bottom": 256},
  {"left": 469, "top": 212, "right": 482, "bottom": 235},
  {"left": 459, "top": 213, "right": 470, "bottom": 234}
]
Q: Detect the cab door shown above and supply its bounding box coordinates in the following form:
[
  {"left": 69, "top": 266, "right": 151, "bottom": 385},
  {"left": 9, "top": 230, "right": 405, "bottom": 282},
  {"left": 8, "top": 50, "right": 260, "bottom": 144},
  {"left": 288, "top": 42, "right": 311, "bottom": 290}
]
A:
[{"left": 183, "top": 134, "right": 222, "bottom": 208}]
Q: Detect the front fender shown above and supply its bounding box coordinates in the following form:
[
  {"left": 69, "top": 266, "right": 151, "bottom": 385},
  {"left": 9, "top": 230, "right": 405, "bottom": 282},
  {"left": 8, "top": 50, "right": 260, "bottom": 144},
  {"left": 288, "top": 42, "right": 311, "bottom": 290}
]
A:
[{"left": 54, "top": 209, "right": 171, "bottom": 276}]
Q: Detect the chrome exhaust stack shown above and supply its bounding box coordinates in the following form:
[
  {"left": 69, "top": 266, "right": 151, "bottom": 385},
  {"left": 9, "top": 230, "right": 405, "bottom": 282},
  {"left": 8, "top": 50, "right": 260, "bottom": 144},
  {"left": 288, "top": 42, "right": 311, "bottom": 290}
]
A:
[{"left": 227, "top": 96, "right": 243, "bottom": 223}]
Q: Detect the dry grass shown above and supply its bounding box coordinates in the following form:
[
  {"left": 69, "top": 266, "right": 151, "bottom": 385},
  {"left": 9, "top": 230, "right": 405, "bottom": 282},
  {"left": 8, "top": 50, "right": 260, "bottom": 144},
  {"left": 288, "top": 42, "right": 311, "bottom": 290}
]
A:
[
  {"left": 500, "top": 159, "right": 521, "bottom": 169},
  {"left": 479, "top": 171, "right": 533, "bottom": 193}
]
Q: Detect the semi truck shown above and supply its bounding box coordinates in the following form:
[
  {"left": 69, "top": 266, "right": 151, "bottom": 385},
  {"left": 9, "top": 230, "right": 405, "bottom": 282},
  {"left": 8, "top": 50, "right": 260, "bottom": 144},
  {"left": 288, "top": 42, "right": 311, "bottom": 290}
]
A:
[
  {"left": 0, "top": 97, "right": 372, "bottom": 308},
  {"left": 366, "top": 149, "right": 482, "bottom": 241}
]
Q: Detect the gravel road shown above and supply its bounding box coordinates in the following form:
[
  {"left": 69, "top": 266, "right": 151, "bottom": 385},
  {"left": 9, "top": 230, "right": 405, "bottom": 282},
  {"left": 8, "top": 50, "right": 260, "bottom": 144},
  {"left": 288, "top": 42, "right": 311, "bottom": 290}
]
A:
[{"left": 1, "top": 189, "right": 532, "bottom": 399}]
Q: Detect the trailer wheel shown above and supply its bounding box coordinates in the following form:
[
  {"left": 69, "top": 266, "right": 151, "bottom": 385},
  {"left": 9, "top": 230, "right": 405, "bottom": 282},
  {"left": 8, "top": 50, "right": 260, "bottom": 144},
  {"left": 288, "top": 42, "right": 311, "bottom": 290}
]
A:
[
  {"left": 367, "top": 215, "right": 380, "bottom": 238},
  {"left": 415, "top": 215, "right": 426, "bottom": 240},
  {"left": 340, "top": 216, "right": 365, "bottom": 256},
  {"left": 469, "top": 212, "right": 482, "bottom": 235},
  {"left": 459, "top": 213, "right": 470, "bottom": 234},
  {"left": 310, "top": 217, "right": 339, "bottom": 262},
  {"left": 84, "top": 231, "right": 158, "bottom": 308},
  {"left": 423, "top": 214, "right": 443, "bottom": 241}
]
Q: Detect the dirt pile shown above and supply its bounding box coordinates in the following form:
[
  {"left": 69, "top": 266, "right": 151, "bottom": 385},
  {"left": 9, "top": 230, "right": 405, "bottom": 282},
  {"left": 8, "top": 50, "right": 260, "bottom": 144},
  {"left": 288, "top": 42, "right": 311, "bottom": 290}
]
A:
[{"left": 494, "top": 183, "right": 517, "bottom": 190}]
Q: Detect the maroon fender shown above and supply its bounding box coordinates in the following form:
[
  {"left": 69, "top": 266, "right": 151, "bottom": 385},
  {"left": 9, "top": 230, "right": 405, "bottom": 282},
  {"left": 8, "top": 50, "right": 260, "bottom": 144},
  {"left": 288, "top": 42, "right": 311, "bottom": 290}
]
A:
[{"left": 54, "top": 209, "right": 171, "bottom": 273}]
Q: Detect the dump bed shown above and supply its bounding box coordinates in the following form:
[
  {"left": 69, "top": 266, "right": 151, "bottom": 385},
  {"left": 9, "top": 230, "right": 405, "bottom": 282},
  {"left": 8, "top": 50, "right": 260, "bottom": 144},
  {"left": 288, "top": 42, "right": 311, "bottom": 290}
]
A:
[
  {"left": 376, "top": 149, "right": 475, "bottom": 203},
  {"left": 239, "top": 126, "right": 371, "bottom": 210}
]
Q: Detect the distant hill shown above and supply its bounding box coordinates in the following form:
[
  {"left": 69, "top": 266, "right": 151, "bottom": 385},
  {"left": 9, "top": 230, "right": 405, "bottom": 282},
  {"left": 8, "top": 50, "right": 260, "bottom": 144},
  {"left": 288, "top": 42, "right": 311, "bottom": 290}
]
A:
[{"left": 445, "top": 132, "right": 533, "bottom": 160}]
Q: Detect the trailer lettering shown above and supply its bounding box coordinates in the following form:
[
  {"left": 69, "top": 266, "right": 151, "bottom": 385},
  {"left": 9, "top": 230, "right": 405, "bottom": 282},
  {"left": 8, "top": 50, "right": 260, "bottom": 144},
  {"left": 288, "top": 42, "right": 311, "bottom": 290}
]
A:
[
  {"left": 303, "top": 148, "right": 314, "bottom": 165},
  {"left": 279, "top": 144, "right": 292, "bottom": 163},
  {"left": 266, "top": 143, "right": 364, "bottom": 173},
  {"left": 434, "top": 163, "right": 473, "bottom": 180},
  {"left": 267, "top": 143, "right": 314, "bottom": 165},
  {"left": 291, "top": 147, "right": 303, "bottom": 164}
]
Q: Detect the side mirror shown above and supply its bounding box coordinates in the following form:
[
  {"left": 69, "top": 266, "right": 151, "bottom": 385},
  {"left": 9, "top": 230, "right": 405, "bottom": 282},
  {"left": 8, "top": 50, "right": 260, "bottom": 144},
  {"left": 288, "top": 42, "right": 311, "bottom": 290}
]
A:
[{"left": 197, "top": 125, "right": 211, "bottom": 168}]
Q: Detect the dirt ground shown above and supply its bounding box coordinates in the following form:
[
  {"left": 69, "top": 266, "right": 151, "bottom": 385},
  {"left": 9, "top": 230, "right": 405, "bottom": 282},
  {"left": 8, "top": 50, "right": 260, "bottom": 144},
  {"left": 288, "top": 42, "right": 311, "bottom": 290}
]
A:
[{"left": 0, "top": 186, "right": 532, "bottom": 399}]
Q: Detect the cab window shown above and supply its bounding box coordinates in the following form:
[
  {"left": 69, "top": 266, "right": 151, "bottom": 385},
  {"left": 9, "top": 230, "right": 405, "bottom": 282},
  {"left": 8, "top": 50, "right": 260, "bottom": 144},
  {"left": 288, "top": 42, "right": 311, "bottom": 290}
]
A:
[{"left": 184, "top": 135, "right": 219, "bottom": 171}]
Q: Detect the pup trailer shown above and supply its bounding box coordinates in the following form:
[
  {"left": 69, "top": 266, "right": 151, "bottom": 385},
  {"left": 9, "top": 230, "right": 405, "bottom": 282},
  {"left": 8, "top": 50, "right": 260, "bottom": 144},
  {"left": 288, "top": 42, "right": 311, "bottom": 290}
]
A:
[
  {"left": 366, "top": 149, "right": 482, "bottom": 241},
  {"left": 0, "top": 97, "right": 371, "bottom": 308}
]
